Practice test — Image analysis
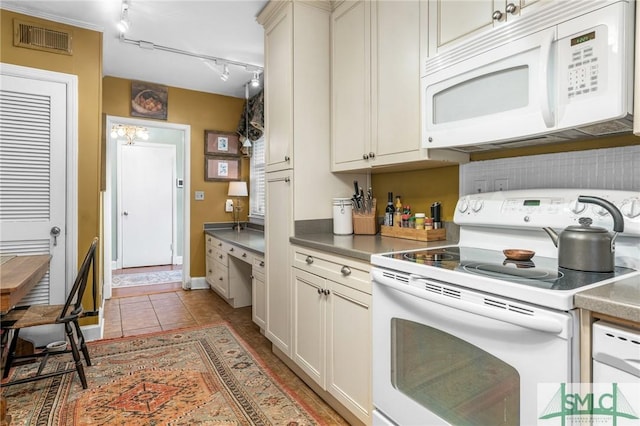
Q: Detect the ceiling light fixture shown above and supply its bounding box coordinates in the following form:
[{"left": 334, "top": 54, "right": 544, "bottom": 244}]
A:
[
  {"left": 110, "top": 124, "right": 149, "bottom": 145},
  {"left": 119, "top": 36, "right": 264, "bottom": 85},
  {"left": 220, "top": 64, "right": 230, "bottom": 82},
  {"left": 116, "top": 1, "right": 130, "bottom": 34},
  {"left": 251, "top": 71, "right": 260, "bottom": 88}
]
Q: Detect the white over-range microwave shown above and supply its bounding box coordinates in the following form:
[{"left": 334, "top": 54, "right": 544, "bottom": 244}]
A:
[{"left": 422, "top": 0, "right": 635, "bottom": 152}]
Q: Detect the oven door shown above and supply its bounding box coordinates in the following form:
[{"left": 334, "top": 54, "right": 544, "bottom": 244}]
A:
[{"left": 372, "top": 268, "right": 577, "bottom": 425}]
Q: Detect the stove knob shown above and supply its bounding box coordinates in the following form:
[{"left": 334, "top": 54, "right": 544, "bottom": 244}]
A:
[
  {"left": 471, "top": 199, "right": 484, "bottom": 212},
  {"left": 592, "top": 205, "right": 610, "bottom": 217},
  {"left": 458, "top": 197, "right": 469, "bottom": 213},
  {"left": 620, "top": 198, "right": 640, "bottom": 218},
  {"left": 568, "top": 199, "right": 586, "bottom": 214}
]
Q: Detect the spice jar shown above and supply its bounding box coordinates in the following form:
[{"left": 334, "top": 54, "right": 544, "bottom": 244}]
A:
[
  {"left": 415, "top": 213, "right": 425, "bottom": 230},
  {"left": 425, "top": 217, "right": 434, "bottom": 230}
]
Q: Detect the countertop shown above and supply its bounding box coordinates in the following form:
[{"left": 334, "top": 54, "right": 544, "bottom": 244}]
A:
[
  {"left": 574, "top": 274, "right": 640, "bottom": 324},
  {"left": 206, "top": 227, "right": 638, "bottom": 323},
  {"left": 289, "top": 233, "right": 455, "bottom": 262},
  {"left": 206, "top": 228, "right": 265, "bottom": 255}
]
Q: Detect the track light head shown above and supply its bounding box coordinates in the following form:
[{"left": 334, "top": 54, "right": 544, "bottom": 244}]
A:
[
  {"left": 221, "top": 64, "right": 230, "bottom": 82},
  {"left": 251, "top": 71, "right": 260, "bottom": 88},
  {"left": 117, "top": 2, "right": 130, "bottom": 33}
]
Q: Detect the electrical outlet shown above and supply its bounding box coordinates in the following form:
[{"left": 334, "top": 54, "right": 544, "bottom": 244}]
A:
[
  {"left": 473, "top": 180, "right": 488, "bottom": 193},
  {"left": 225, "top": 199, "right": 234, "bottom": 212},
  {"left": 194, "top": 191, "right": 205, "bottom": 200},
  {"left": 495, "top": 179, "right": 509, "bottom": 191}
]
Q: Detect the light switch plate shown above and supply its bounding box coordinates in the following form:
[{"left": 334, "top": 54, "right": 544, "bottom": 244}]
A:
[
  {"left": 225, "top": 199, "right": 234, "bottom": 212},
  {"left": 195, "top": 191, "right": 205, "bottom": 201}
]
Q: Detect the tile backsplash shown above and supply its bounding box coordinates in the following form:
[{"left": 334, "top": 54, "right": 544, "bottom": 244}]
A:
[{"left": 460, "top": 145, "right": 640, "bottom": 195}]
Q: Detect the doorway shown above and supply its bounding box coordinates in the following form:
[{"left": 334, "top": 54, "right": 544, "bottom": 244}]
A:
[{"left": 103, "top": 116, "right": 190, "bottom": 300}]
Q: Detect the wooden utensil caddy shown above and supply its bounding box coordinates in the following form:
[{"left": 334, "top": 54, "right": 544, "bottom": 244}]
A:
[
  {"left": 352, "top": 199, "right": 378, "bottom": 235},
  {"left": 380, "top": 225, "right": 446, "bottom": 241}
]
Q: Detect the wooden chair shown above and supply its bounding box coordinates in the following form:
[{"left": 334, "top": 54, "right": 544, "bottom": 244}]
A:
[{"left": 1, "top": 237, "right": 98, "bottom": 389}]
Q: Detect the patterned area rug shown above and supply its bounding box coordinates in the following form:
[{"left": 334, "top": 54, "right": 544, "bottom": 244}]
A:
[
  {"left": 111, "top": 270, "right": 182, "bottom": 288},
  {"left": 3, "top": 323, "right": 323, "bottom": 425}
]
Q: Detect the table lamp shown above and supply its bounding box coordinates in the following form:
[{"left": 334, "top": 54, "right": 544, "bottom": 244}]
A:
[{"left": 228, "top": 181, "right": 248, "bottom": 230}]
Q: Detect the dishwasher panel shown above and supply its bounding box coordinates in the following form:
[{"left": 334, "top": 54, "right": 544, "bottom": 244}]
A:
[{"left": 592, "top": 321, "right": 640, "bottom": 383}]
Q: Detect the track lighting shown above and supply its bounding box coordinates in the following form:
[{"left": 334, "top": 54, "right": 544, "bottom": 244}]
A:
[
  {"left": 117, "top": 1, "right": 130, "bottom": 34},
  {"left": 221, "top": 64, "right": 230, "bottom": 82},
  {"left": 251, "top": 71, "right": 260, "bottom": 88}
]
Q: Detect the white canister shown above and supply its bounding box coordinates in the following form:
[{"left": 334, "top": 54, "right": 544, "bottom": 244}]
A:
[{"left": 332, "top": 198, "right": 353, "bottom": 235}]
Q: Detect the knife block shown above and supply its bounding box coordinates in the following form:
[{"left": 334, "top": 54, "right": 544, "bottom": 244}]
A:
[{"left": 352, "top": 199, "right": 378, "bottom": 235}]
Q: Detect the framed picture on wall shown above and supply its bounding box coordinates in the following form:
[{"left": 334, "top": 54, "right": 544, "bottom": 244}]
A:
[
  {"left": 131, "top": 81, "right": 168, "bottom": 120},
  {"left": 205, "top": 155, "right": 241, "bottom": 181},
  {"left": 205, "top": 130, "right": 239, "bottom": 156}
]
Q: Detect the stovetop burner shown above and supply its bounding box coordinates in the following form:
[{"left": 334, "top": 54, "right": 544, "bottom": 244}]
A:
[{"left": 383, "top": 246, "right": 635, "bottom": 291}]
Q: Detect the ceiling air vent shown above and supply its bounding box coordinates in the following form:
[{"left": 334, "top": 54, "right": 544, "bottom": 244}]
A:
[{"left": 14, "top": 19, "right": 72, "bottom": 55}]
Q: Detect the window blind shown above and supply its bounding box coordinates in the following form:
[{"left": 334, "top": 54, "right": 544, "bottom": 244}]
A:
[{"left": 249, "top": 137, "right": 265, "bottom": 217}]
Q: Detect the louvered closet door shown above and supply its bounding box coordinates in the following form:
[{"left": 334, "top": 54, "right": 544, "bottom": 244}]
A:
[{"left": 0, "top": 74, "right": 66, "bottom": 309}]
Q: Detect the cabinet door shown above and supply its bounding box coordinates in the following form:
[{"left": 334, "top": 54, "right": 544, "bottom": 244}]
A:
[
  {"left": 212, "top": 264, "right": 229, "bottom": 298},
  {"left": 292, "top": 268, "right": 325, "bottom": 387},
  {"left": 264, "top": 2, "right": 293, "bottom": 173},
  {"left": 331, "top": 0, "right": 371, "bottom": 171},
  {"left": 428, "top": 0, "right": 496, "bottom": 57},
  {"left": 252, "top": 268, "right": 266, "bottom": 329},
  {"left": 265, "top": 170, "right": 293, "bottom": 356},
  {"left": 326, "top": 280, "right": 372, "bottom": 424},
  {"left": 372, "top": 0, "right": 422, "bottom": 165}
]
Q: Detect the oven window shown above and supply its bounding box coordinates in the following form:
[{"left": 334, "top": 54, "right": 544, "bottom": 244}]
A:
[{"left": 391, "top": 318, "right": 520, "bottom": 425}]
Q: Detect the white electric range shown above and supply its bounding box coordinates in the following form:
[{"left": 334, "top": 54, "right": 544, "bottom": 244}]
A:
[{"left": 370, "top": 189, "right": 640, "bottom": 426}]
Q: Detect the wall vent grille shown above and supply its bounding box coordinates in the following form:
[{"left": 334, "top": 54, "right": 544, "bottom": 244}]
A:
[{"left": 14, "top": 19, "right": 72, "bottom": 55}]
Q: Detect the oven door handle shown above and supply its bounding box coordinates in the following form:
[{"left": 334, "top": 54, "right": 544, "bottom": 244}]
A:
[{"left": 376, "top": 273, "right": 564, "bottom": 334}]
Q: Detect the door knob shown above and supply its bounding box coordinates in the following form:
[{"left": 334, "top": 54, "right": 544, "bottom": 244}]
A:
[
  {"left": 123, "top": 211, "right": 129, "bottom": 216},
  {"left": 50, "top": 226, "right": 61, "bottom": 246}
]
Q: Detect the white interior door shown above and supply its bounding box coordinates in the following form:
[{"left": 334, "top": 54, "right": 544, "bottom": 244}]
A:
[
  {"left": 119, "top": 142, "right": 174, "bottom": 268},
  {"left": 0, "top": 68, "right": 72, "bottom": 345}
]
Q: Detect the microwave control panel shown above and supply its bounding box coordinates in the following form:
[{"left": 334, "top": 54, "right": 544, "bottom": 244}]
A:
[{"left": 563, "top": 25, "right": 607, "bottom": 100}]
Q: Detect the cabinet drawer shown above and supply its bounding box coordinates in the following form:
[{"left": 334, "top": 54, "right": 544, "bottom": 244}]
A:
[
  {"left": 227, "top": 245, "right": 253, "bottom": 264},
  {"left": 293, "top": 246, "right": 371, "bottom": 294},
  {"left": 253, "top": 255, "right": 265, "bottom": 271},
  {"left": 213, "top": 247, "right": 228, "bottom": 266},
  {"left": 211, "top": 264, "right": 229, "bottom": 298}
]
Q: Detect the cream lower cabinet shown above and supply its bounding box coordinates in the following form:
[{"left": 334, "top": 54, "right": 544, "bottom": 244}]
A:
[
  {"left": 206, "top": 235, "right": 229, "bottom": 299},
  {"left": 292, "top": 246, "right": 372, "bottom": 425},
  {"left": 205, "top": 235, "right": 254, "bottom": 309},
  {"left": 252, "top": 255, "right": 266, "bottom": 330}
]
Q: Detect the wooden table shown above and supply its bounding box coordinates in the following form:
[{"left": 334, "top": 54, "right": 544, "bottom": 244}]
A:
[
  {"left": 1, "top": 254, "right": 51, "bottom": 425},
  {"left": 0, "top": 254, "right": 51, "bottom": 315}
]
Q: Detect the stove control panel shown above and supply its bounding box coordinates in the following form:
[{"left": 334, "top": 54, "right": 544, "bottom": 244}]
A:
[{"left": 455, "top": 189, "right": 640, "bottom": 236}]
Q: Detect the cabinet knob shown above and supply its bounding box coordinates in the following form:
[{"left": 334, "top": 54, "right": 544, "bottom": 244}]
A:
[
  {"left": 208, "top": 269, "right": 212, "bottom": 273},
  {"left": 492, "top": 10, "right": 503, "bottom": 21},
  {"left": 219, "top": 254, "right": 223, "bottom": 259},
  {"left": 219, "top": 277, "right": 223, "bottom": 281},
  {"left": 260, "top": 261, "right": 265, "bottom": 267},
  {"left": 505, "top": 3, "right": 518, "bottom": 14},
  {"left": 317, "top": 288, "right": 323, "bottom": 295},
  {"left": 218, "top": 242, "right": 222, "bottom": 246},
  {"left": 284, "top": 176, "right": 290, "bottom": 183},
  {"left": 230, "top": 247, "right": 234, "bottom": 252},
  {"left": 284, "top": 155, "right": 290, "bottom": 162},
  {"left": 341, "top": 266, "right": 351, "bottom": 276},
  {"left": 362, "top": 153, "right": 369, "bottom": 160},
  {"left": 242, "top": 253, "right": 247, "bottom": 258},
  {"left": 208, "top": 249, "right": 212, "bottom": 254},
  {"left": 369, "top": 152, "right": 375, "bottom": 159},
  {"left": 323, "top": 289, "right": 331, "bottom": 296},
  {"left": 305, "top": 256, "right": 314, "bottom": 265}
]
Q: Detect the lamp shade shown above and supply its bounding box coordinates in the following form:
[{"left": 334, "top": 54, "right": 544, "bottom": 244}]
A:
[{"left": 228, "top": 181, "right": 248, "bottom": 197}]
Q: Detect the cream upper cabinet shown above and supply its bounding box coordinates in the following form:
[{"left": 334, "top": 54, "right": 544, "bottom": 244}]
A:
[
  {"left": 331, "top": 0, "right": 467, "bottom": 172},
  {"left": 263, "top": 2, "right": 293, "bottom": 173},
  {"left": 428, "top": 0, "right": 550, "bottom": 57}
]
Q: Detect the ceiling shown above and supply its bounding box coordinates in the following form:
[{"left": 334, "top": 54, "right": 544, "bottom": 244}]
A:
[{"left": 2, "top": 0, "right": 268, "bottom": 98}]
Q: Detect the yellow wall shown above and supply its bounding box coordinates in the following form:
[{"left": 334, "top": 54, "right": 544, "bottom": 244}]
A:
[
  {"left": 102, "top": 76, "right": 246, "bottom": 277},
  {"left": 1, "top": 10, "right": 103, "bottom": 313},
  {"left": 372, "top": 166, "right": 459, "bottom": 221}
]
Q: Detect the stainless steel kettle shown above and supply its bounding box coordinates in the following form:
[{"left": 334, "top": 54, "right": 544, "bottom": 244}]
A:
[{"left": 543, "top": 195, "right": 624, "bottom": 272}]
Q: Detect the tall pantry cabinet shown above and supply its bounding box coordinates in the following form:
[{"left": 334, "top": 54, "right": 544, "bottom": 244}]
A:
[{"left": 258, "top": 1, "right": 359, "bottom": 359}]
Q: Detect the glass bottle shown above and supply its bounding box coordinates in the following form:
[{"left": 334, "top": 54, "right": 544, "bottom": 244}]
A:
[{"left": 384, "top": 192, "right": 394, "bottom": 226}]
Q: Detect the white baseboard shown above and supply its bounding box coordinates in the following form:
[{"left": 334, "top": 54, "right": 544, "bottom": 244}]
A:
[
  {"left": 82, "top": 308, "right": 104, "bottom": 342},
  {"left": 189, "top": 276, "right": 209, "bottom": 290}
]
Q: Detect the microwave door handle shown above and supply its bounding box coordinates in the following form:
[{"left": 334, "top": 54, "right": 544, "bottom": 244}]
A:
[{"left": 539, "top": 30, "right": 555, "bottom": 128}]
